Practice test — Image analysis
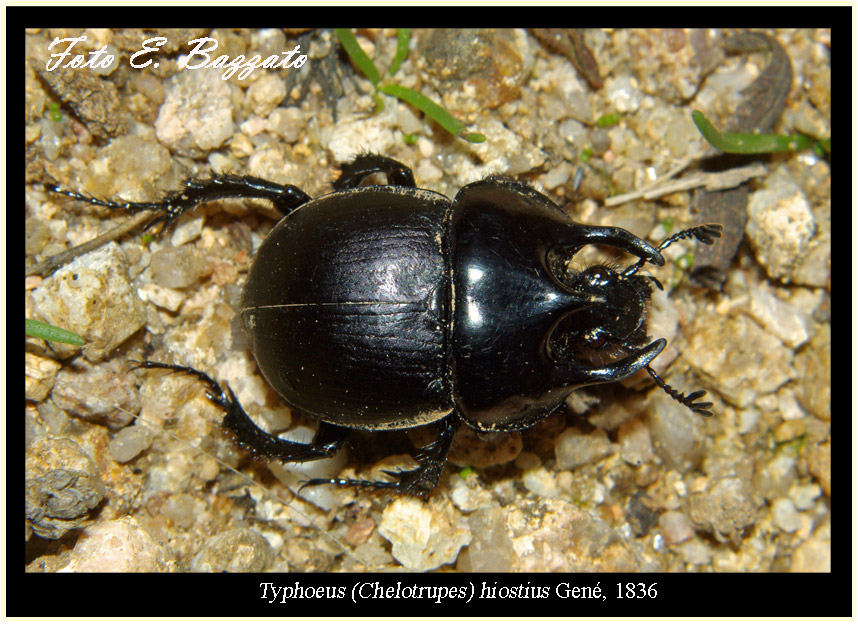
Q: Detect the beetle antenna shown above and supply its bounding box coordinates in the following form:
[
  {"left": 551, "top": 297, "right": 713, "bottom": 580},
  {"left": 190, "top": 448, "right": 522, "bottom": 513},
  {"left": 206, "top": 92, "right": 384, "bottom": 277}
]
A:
[
  {"left": 623, "top": 224, "right": 723, "bottom": 277},
  {"left": 645, "top": 365, "right": 714, "bottom": 417}
]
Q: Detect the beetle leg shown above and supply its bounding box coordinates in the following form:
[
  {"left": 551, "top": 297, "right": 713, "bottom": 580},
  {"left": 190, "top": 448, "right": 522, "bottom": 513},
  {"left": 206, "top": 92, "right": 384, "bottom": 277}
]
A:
[
  {"left": 132, "top": 361, "right": 349, "bottom": 461},
  {"left": 51, "top": 174, "right": 312, "bottom": 230},
  {"left": 332, "top": 154, "right": 416, "bottom": 190},
  {"left": 302, "top": 413, "right": 458, "bottom": 497}
]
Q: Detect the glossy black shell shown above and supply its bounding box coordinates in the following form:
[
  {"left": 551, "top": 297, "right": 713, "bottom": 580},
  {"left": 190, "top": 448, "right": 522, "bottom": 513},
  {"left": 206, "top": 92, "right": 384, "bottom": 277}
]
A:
[
  {"left": 241, "top": 185, "right": 451, "bottom": 430},
  {"left": 240, "top": 177, "right": 665, "bottom": 434}
]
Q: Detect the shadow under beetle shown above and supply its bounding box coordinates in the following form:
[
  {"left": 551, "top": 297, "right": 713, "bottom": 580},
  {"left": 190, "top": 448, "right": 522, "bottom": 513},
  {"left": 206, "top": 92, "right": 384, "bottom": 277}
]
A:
[{"left": 55, "top": 154, "right": 721, "bottom": 497}]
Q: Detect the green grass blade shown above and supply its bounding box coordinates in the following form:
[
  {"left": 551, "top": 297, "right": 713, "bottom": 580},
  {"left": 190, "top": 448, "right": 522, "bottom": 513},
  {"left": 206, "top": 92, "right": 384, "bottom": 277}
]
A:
[
  {"left": 26, "top": 318, "right": 85, "bottom": 345},
  {"left": 692, "top": 110, "right": 813, "bottom": 154},
  {"left": 335, "top": 28, "right": 381, "bottom": 85},
  {"left": 379, "top": 84, "right": 484, "bottom": 142},
  {"left": 390, "top": 29, "right": 411, "bottom": 76}
]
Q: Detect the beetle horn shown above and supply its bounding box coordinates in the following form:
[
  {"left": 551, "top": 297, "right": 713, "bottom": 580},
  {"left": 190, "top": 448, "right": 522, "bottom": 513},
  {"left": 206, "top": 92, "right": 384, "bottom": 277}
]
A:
[
  {"left": 551, "top": 338, "right": 666, "bottom": 387},
  {"left": 549, "top": 223, "right": 665, "bottom": 266}
]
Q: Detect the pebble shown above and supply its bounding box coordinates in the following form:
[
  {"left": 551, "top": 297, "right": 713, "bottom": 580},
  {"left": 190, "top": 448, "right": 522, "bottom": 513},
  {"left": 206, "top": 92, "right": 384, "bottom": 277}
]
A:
[
  {"left": 789, "top": 527, "right": 831, "bottom": 572},
  {"left": 618, "top": 418, "right": 655, "bottom": 466},
  {"left": 155, "top": 69, "right": 236, "bottom": 157},
  {"left": 59, "top": 518, "right": 177, "bottom": 572},
  {"left": 806, "top": 441, "right": 831, "bottom": 496},
  {"left": 746, "top": 171, "right": 816, "bottom": 283},
  {"left": 25, "top": 352, "right": 61, "bottom": 402},
  {"left": 771, "top": 497, "right": 801, "bottom": 533},
  {"left": 28, "top": 242, "right": 147, "bottom": 362},
  {"left": 190, "top": 528, "right": 274, "bottom": 573},
  {"left": 746, "top": 282, "right": 810, "bottom": 348},
  {"left": 148, "top": 245, "right": 209, "bottom": 289},
  {"left": 794, "top": 325, "right": 831, "bottom": 421},
  {"left": 108, "top": 424, "right": 153, "bottom": 463},
  {"left": 755, "top": 452, "right": 797, "bottom": 501},
  {"left": 647, "top": 392, "right": 705, "bottom": 469},
  {"left": 605, "top": 75, "right": 642, "bottom": 113},
  {"left": 52, "top": 358, "right": 139, "bottom": 428},
  {"left": 658, "top": 510, "right": 694, "bottom": 545},
  {"left": 26, "top": 438, "right": 105, "bottom": 540},
  {"left": 245, "top": 74, "right": 287, "bottom": 117},
  {"left": 554, "top": 427, "right": 614, "bottom": 470},
  {"left": 686, "top": 314, "right": 796, "bottom": 408},
  {"left": 522, "top": 466, "right": 560, "bottom": 498},
  {"left": 687, "top": 477, "right": 760, "bottom": 542},
  {"left": 789, "top": 483, "right": 821, "bottom": 511},
  {"left": 378, "top": 498, "right": 471, "bottom": 572},
  {"left": 457, "top": 507, "right": 515, "bottom": 572}
]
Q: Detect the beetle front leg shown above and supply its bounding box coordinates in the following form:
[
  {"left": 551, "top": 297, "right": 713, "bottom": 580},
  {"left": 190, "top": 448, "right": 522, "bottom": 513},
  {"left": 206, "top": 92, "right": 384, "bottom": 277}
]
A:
[
  {"left": 303, "top": 413, "right": 458, "bottom": 497},
  {"left": 132, "top": 361, "right": 350, "bottom": 461},
  {"left": 333, "top": 154, "right": 416, "bottom": 190},
  {"left": 52, "top": 174, "right": 312, "bottom": 230}
]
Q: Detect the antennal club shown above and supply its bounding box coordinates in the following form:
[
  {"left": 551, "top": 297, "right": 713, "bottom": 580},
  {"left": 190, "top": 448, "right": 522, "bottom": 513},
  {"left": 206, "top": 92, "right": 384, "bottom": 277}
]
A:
[
  {"left": 624, "top": 223, "right": 723, "bottom": 277},
  {"left": 645, "top": 365, "right": 714, "bottom": 417}
]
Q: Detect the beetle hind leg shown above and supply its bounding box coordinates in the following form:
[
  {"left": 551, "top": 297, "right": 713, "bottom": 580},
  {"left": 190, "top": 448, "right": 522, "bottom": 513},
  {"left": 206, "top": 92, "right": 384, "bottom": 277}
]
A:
[
  {"left": 302, "top": 414, "right": 458, "bottom": 497},
  {"left": 333, "top": 154, "right": 416, "bottom": 190},
  {"left": 52, "top": 175, "right": 312, "bottom": 230},
  {"left": 132, "top": 361, "right": 349, "bottom": 461}
]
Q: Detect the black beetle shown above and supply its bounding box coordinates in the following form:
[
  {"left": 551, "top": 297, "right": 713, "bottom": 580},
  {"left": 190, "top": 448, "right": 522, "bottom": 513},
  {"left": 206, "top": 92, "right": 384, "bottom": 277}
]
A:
[{"left": 55, "top": 154, "right": 721, "bottom": 496}]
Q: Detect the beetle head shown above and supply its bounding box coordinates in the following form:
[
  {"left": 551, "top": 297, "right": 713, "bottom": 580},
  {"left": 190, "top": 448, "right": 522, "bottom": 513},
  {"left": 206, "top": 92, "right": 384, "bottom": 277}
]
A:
[
  {"left": 558, "top": 264, "right": 653, "bottom": 355},
  {"left": 546, "top": 259, "right": 658, "bottom": 371}
]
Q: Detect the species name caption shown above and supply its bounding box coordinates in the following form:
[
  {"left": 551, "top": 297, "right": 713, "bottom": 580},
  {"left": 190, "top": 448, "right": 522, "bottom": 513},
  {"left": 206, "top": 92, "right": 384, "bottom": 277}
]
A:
[
  {"left": 45, "top": 35, "right": 308, "bottom": 81},
  {"left": 259, "top": 581, "right": 661, "bottom": 603}
]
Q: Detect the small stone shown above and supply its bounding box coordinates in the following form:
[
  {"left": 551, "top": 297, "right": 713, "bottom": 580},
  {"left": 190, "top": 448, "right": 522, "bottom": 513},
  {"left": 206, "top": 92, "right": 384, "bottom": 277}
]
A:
[
  {"left": 647, "top": 392, "right": 706, "bottom": 469},
  {"left": 326, "top": 110, "right": 396, "bottom": 164},
  {"left": 457, "top": 507, "right": 515, "bottom": 572},
  {"left": 686, "top": 314, "right": 796, "bottom": 409},
  {"left": 554, "top": 427, "right": 614, "bottom": 470},
  {"left": 170, "top": 214, "right": 205, "bottom": 247},
  {"left": 771, "top": 497, "right": 801, "bottom": 533},
  {"left": 789, "top": 483, "right": 822, "bottom": 511},
  {"left": 789, "top": 530, "right": 831, "bottom": 572},
  {"left": 26, "top": 438, "right": 105, "bottom": 540},
  {"left": 190, "top": 528, "right": 274, "bottom": 572},
  {"left": 806, "top": 441, "right": 831, "bottom": 496},
  {"left": 522, "top": 466, "right": 560, "bottom": 498},
  {"left": 794, "top": 325, "right": 831, "bottom": 421},
  {"left": 155, "top": 69, "right": 236, "bottom": 157},
  {"left": 60, "top": 518, "right": 177, "bottom": 572},
  {"left": 25, "top": 352, "right": 61, "bottom": 402},
  {"left": 378, "top": 497, "right": 471, "bottom": 572},
  {"left": 772, "top": 418, "right": 806, "bottom": 443},
  {"left": 266, "top": 107, "right": 307, "bottom": 143},
  {"left": 746, "top": 282, "right": 809, "bottom": 348},
  {"left": 148, "top": 245, "right": 210, "bottom": 289},
  {"left": 605, "top": 75, "right": 642, "bottom": 113},
  {"left": 746, "top": 172, "right": 816, "bottom": 283},
  {"left": 687, "top": 477, "right": 760, "bottom": 541},
  {"left": 52, "top": 358, "right": 139, "bottom": 428},
  {"left": 755, "top": 452, "right": 797, "bottom": 501},
  {"left": 108, "top": 424, "right": 153, "bottom": 463},
  {"left": 28, "top": 242, "right": 147, "bottom": 362},
  {"left": 137, "top": 283, "right": 186, "bottom": 313},
  {"left": 618, "top": 418, "right": 655, "bottom": 466},
  {"left": 245, "top": 74, "right": 287, "bottom": 117},
  {"left": 658, "top": 510, "right": 694, "bottom": 545}
]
